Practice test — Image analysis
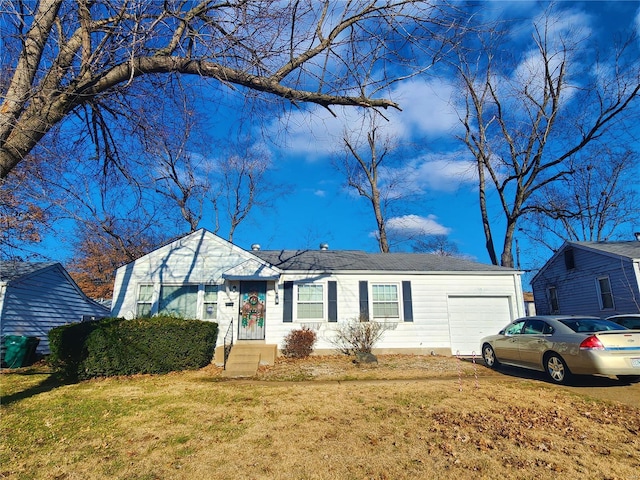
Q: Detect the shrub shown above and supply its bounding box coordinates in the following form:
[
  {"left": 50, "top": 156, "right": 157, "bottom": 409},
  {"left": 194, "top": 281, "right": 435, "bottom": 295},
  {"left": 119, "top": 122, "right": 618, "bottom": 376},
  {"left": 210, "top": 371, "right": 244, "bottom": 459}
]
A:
[
  {"left": 48, "top": 317, "right": 122, "bottom": 380},
  {"left": 330, "top": 314, "right": 389, "bottom": 355},
  {"left": 48, "top": 316, "right": 218, "bottom": 380},
  {"left": 281, "top": 327, "right": 317, "bottom": 358}
]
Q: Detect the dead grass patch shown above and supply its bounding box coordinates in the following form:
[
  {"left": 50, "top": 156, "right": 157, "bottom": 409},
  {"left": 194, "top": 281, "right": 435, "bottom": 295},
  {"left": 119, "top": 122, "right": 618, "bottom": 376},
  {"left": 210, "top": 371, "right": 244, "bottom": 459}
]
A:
[{"left": 2, "top": 355, "right": 639, "bottom": 480}]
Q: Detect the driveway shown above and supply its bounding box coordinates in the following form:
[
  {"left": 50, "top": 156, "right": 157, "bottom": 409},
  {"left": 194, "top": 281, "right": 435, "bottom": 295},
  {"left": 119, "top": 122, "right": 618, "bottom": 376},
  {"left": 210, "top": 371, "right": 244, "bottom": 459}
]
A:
[{"left": 492, "top": 364, "right": 640, "bottom": 408}]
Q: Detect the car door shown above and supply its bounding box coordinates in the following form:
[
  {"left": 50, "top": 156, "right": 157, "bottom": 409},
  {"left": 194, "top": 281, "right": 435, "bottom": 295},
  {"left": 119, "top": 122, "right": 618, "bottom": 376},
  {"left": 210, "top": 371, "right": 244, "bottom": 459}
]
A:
[
  {"left": 492, "top": 320, "right": 525, "bottom": 364},
  {"left": 517, "top": 319, "right": 554, "bottom": 370}
]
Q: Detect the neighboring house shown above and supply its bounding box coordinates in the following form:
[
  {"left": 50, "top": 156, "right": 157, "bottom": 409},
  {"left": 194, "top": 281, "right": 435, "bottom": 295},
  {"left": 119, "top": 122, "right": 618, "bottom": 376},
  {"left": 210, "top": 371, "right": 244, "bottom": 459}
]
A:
[
  {"left": 0, "top": 262, "right": 111, "bottom": 354},
  {"left": 531, "top": 239, "right": 640, "bottom": 318},
  {"left": 110, "top": 229, "right": 524, "bottom": 358}
]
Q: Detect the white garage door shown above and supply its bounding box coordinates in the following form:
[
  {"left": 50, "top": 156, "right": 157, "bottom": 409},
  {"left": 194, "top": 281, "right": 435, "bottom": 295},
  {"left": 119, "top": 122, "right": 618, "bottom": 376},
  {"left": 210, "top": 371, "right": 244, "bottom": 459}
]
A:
[{"left": 448, "top": 296, "right": 513, "bottom": 356}]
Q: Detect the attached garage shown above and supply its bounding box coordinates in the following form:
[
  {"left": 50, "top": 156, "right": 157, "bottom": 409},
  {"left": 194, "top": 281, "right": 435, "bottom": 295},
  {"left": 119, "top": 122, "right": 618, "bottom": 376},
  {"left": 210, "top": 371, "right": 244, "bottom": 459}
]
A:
[{"left": 447, "top": 296, "right": 514, "bottom": 356}]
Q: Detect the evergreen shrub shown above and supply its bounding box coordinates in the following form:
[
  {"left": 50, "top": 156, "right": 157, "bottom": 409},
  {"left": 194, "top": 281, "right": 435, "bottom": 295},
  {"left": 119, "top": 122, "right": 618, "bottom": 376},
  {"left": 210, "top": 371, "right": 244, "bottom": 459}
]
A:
[{"left": 48, "top": 316, "right": 218, "bottom": 380}]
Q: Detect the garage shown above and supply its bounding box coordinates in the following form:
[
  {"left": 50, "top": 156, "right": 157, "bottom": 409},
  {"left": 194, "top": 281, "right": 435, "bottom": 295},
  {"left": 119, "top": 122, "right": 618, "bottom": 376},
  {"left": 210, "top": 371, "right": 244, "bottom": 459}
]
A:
[{"left": 447, "top": 296, "right": 514, "bottom": 356}]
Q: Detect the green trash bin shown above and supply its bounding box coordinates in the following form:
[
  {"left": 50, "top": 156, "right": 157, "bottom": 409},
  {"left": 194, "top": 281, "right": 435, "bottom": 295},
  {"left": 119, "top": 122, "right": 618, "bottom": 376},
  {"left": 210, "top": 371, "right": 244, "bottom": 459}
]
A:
[{"left": 2, "top": 335, "right": 40, "bottom": 368}]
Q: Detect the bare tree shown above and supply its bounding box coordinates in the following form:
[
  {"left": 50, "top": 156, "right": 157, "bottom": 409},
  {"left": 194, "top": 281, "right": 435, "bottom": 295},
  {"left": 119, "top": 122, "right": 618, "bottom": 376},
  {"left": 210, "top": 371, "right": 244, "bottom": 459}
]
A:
[
  {"left": 525, "top": 148, "right": 640, "bottom": 248},
  {"left": 1, "top": 0, "right": 461, "bottom": 179},
  {"left": 453, "top": 7, "right": 640, "bottom": 267},
  {"left": 412, "top": 234, "right": 461, "bottom": 257},
  {"left": 339, "top": 117, "right": 406, "bottom": 252},
  {"left": 217, "top": 141, "right": 278, "bottom": 243},
  {"left": 148, "top": 112, "right": 206, "bottom": 233}
]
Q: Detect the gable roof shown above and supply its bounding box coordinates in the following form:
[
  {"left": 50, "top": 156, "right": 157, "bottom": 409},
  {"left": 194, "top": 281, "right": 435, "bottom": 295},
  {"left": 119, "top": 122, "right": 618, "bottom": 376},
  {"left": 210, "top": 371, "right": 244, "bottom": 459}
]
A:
[
  {"left": 0, "top": 261, "right": 59, "bottom": 283},
  {"left": 570, "top": 241, "right": 640, "bottom": 261},
  {"left": 531, "top": 240, "right": 640, "bottom": 285},
  {"left": 0, "top": 261, "right": 109, "bottom": 310},
  {"left": 252, "top": 250, "right": 514, "bottom": 273}
]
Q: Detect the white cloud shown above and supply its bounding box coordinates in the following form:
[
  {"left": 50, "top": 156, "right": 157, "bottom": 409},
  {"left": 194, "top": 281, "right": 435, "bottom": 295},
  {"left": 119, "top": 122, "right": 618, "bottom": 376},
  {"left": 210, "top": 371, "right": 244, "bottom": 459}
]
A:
[
  {"left": 388, "top": 79, "right": 459, "bottom": 137},
  {"left": 314, "top": 189, "right": 326, "bottom": 197},
  {"left": 384, "top": 151, "right": 477, "bottom": 195},
  {"left": 270, "top": 78, "right": 460, "bottom": 159},
  {"left": 385, "top": 214, "right": 451, "bottom": 236}
]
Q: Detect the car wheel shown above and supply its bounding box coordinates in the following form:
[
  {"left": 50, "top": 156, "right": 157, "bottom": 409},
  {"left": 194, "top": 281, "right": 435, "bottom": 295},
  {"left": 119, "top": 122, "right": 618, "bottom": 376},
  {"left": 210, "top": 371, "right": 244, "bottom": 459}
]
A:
[
  {"left": 482, "top": 344, "right": 500, "bottom": 369},
  {"left": 545, "top": 353, "right": 570, "bottom": 384},
  {"left": 617, "top": 375, "right": 640, "bottom": 384}
]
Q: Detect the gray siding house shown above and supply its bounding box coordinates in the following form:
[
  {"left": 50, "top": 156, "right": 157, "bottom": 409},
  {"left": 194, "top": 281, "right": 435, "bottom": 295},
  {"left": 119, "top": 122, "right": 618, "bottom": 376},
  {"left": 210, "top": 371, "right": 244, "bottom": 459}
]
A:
[
  {"left": 0, "top": 262, "right": 110, "bottom": 353},
  {"left": 531, "top": 240, "right": 640, "bottom": 317},
  {"left": 111, "top": 229, "right": 524, "bottom": 358}
]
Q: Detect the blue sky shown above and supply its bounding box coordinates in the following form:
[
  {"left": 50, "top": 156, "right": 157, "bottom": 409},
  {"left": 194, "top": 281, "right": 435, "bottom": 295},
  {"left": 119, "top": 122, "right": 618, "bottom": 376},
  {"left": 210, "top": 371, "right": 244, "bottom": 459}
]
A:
[
  {"left": 227, "top": 1, "right": 640, "bottom": 264},
  {"left": 24, "top": 1, "right": 640, "bottom": 287}
]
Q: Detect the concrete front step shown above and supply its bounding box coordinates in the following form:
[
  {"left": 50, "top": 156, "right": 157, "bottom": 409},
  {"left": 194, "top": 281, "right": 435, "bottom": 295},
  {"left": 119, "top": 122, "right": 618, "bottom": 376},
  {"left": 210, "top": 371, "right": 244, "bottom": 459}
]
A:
[
  {"left": 221, "top": 343, "right": 277, "bottom": 378},
  {"left": 222, "top": 356, "right": 260, "bottom": 377}
]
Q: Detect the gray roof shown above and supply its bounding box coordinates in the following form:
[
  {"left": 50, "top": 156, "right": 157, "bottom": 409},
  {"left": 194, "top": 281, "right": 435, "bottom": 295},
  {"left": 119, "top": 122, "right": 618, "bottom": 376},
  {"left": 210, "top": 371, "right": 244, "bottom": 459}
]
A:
[
  {"left": 0, "top": 261, "right": 58, "bottom": 283},
  {"left": 571, "top": 241, "right": 640, "bottom": 260},
  {"left": 251, "top": 250, "right": 513, "bottom": 273}
]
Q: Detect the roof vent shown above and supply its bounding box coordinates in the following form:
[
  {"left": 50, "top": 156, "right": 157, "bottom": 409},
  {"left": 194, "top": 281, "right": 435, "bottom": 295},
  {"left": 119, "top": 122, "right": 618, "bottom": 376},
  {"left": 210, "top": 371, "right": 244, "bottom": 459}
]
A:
[
  {"left": 319, "top": 243, "right": 329, "bottom": 251},
  {"left": 251, "top": 244, "right": 261, "bottom": 251},
  {"left": 635, "top": 232, "right": 640, "bottom": 242}
]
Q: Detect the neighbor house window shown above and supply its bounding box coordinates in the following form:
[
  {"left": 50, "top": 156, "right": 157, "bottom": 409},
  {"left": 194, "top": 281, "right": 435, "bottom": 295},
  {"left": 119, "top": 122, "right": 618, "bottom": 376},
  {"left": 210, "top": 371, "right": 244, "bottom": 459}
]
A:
[
  {"left": 564, "top": 248, "right": 575, "bottom": 270},
  {"left": 203, "top": 285, "right": 218, "bottom": 319},
  {"left": 596, "top": 276, "right": 615, "bottom": 310},
  {"left": 547, "top": 286, "right": 559, "bottom": 313},
  {"left": 159, "top": 285, "right": 198, "bottom": 318},
  {"left": 372, "top": 284, "right": 399, "bottom": 319},
  {"left": 297, "top": 284, "right": 324, "bottom": 319},
  {"left": 136, "top": 284, "right": 154, "bottom": 317}
]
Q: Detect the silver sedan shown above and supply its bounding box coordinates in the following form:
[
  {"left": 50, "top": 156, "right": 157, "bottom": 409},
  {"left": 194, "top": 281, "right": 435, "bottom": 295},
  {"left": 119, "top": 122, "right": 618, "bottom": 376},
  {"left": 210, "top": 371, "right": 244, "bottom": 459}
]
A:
[{"left": 481, "top": 315, "right": 640, "bottom": 384}]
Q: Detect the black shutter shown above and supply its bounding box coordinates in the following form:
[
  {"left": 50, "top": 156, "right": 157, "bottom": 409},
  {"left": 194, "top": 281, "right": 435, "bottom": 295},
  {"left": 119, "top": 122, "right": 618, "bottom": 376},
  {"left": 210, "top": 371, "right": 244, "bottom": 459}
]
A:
[
  {"left": 359, "top": 281, "right": 369, "bottom": 319},
  {"left": 402, "top": 281, "right": 413, "bottom": 322},
  {"left": 328, "top": 281, "right": 337, "bottom": 322},
  {"left": 283, "top": 281, "right": 293, "bottom": 322}
]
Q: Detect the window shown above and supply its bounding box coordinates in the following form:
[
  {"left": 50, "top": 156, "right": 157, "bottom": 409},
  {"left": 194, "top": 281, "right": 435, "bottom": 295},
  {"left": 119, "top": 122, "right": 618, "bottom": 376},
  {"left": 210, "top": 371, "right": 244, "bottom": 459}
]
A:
[
  {"left": 523, "top": 319, "right": 553, "bottom": 335},
  {"left": 297, "top": 284, "right": 324, "bottom": 319},
  {"left": 203, "top": 285, "right": 218, "bottom": 319},
  {"left": 159, "top": 285, "right": 198, "bottom": 318},
  {"left": 564, "top": 248, "right": 575, "bottom": 270},
  {"left": 136, "top": 284, "right": 153, "bottom": 317},
  {"left": 547, "top": 286, "right": 559, "bottom": 313},
  {"left": 596, "top": 276, "right": 615, "bottom": 310},
  {"left": 504, "top": 320, "right": 525, "bottom": 335},
  {"left": 372, "top": 284, "right": 399, "bottom": 319}
]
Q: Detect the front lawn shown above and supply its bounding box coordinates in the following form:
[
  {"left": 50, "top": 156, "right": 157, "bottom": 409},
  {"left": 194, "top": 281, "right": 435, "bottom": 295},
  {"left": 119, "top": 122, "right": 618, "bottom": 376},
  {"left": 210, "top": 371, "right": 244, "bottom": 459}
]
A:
[{"left": 1, "top": 355, "right": 639, "bottom": 479}]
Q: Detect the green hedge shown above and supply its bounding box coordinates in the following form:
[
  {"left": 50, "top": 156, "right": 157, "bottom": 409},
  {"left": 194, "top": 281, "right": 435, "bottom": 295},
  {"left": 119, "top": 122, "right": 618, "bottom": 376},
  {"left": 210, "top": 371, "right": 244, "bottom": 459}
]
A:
[{"left": 48, "top": 316, "right": 218, "bottom": 380}]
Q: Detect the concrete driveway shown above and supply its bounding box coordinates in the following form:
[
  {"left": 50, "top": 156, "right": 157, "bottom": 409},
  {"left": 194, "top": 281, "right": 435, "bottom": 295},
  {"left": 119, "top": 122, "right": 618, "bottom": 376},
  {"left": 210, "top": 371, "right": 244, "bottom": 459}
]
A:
[{"left": 489, "top": 364, "right": 640, "bottom": 408}]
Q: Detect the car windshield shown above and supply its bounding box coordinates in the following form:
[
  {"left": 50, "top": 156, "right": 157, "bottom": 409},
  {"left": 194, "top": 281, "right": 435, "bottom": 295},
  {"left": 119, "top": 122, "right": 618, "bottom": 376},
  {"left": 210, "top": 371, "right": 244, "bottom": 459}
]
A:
[{"left": 559, "top": 318, "right": 628, "bottom": 333}]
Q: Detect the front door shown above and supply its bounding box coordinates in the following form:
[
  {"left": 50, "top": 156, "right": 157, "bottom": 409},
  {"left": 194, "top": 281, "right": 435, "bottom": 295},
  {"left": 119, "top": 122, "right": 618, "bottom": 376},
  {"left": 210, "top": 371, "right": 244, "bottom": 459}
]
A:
[{"left": 238, "top": 281, "right": 266, "bottom": 340}]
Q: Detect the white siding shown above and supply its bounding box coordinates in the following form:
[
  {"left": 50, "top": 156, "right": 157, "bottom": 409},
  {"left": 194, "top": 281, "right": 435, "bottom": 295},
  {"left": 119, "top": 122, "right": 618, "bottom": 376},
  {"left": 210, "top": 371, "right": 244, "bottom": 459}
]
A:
[
  {"left": 267, "top": 272, "right": 523, "bottom": 355},
  {"left": 111, "top": 230, "right": 264, "bottom": 319},
  {"left": 0, "top": 265, "right": 110, "bottom": 353}
]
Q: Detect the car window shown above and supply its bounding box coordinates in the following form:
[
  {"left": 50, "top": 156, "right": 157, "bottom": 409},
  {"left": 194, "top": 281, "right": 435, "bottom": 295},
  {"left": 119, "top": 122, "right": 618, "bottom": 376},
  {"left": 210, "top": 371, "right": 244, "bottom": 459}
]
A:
[
  {"left": 622, "top": 319, "right": 640, "bottom": 329},
  {"left": 559, "top": 319, "right": 628, "bottom": 333},
  {"left": 523, "top": 319, "right": 553, "bottom": 335},
  {"left": 504, "top": 321, "right": 525, "bottom": 335},
  {"left": 609, "top": 317, "right": 640, "bottom": 329}
]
